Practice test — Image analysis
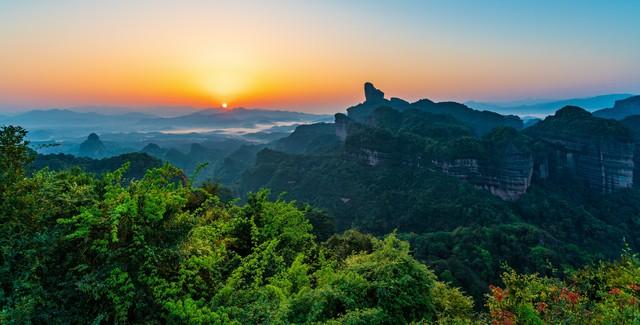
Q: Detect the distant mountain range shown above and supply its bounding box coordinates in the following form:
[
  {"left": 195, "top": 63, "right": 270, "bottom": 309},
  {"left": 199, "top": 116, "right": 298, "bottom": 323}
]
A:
[
  {"left": 136, "top": 108, "right": 331, "bottom": 129},
  {"left": 593, "top": 95, "right": 640, "bottom": 120},
  {"left": 0, "top": 105, "right": 204, "bottom": 117},
  {"left": 467, "top": 93, "right": 635, "bottom": 117},
  {"left": 0, "top": 109, "right": 154, "bottom": 128},
  {"left": 2, "top": 93, "right": 637, "bottom": 136},
  {"left": 0, "top": 108, "right": 331, "bottom": 140}
]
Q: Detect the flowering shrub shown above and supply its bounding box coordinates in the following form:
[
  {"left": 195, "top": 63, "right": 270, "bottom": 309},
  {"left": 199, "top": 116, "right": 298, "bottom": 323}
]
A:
[{"left": 487, "top": 248, "right": 640, "bottom": 324}]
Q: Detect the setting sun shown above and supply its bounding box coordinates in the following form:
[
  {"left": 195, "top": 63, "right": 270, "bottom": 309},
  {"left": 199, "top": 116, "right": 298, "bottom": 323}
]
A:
[{"left": 222, "top": 102, "right": 228, "bottom": 109}]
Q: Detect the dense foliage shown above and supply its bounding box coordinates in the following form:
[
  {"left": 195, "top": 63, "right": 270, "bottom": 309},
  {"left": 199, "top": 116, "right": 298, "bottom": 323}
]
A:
[
  {"left": 345, "top": 93, "right": 523, "bottom": 136},
  {"left": 2, "top": 125, "right": 640, "bottom": 323},
  {"left": 32, "top": 152, "right": 163, "bottom": 179},
  {"left": 524, "top": 105, "right": 633, "bottom": 142},
  {"left": 240, "top": 107, "right": 640, "bottom": 304},
  {"left": 1, "top": 126, "right": 474, "bottom": 324},
  {"left": 487, "top": 247, "right": 640, "bottom": 324}
]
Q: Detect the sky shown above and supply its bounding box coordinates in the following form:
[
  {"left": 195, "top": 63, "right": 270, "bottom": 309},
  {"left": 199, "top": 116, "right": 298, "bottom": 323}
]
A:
[{"left": 1, "top": 0, "right": 639, "bottom": 114}]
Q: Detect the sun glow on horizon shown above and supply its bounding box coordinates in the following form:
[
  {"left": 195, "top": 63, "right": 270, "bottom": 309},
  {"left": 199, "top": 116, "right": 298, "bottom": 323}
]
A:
[{"left": 0, "top": 2, "right": 639, "bottom": 113}]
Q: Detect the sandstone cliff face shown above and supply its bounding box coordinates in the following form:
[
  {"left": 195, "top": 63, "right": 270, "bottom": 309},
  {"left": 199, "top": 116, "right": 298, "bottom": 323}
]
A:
[
  {"left": 344, "top": 144, "right": 425, "bottom": 168},
  {"left": 338, "top": 95, "right": 636, "bottom": 200},
  {"left": 583, "top": 142, "right": 634, "bottom": 192},
  {"left": 621, "top": 116, "right": 640, "bottom": 185},
  {"left": 526, "top": 106, "right": 635, "bottom": 193},
  {"left": 339, "top": 111, "right": 534, "bottom": 199},
  {"left": 337, "top": 100, "right": 535, "bottom": 200},
  {"left": 534, "top": 137, "right": 634, "bottom": 192},
  {"left": 345, "top": 145, "right": 533, "bottom": 200},
  {"left": 433, "top": 145, "right": 534, "bottom": 200},
  {"left": 335, "top": 113, "right": 350, "bottom": 141}
]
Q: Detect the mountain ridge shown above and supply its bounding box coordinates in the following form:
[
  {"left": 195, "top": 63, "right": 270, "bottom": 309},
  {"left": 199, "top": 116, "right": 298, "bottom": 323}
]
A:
[
  {"left": 593, "top": 95, "right": 640, "bottom": 120},
  {"left": 467, "top": 93, "right": 635, "bottom": 116}
]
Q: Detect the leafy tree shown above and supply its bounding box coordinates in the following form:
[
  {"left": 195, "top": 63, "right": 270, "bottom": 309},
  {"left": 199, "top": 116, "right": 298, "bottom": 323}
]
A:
[{"left": 0, "top": 125, "right": 33, "bottom": 193}]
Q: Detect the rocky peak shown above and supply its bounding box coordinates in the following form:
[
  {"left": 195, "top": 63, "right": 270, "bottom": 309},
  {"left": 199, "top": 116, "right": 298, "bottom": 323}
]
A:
[
  {"left": 87, "top": 133, "right": 100, "bottom": 142},
  {"left": 79, "top": 133, "right": 106, "bottom": 158},
  {"left": 364, "top": 82, "right": 385, "bottom": 103}
]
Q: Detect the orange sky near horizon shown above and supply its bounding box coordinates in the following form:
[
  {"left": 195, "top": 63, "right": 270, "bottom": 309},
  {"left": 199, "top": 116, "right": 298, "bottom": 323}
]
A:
[{"left": 1, "top": 1, "right": 639, "bottom": 113}]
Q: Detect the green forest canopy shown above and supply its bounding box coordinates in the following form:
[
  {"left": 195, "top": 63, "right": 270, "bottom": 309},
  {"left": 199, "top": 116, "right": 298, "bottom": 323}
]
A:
[{"left": 1, "top": 125, "right": 639, "bottom": 324}]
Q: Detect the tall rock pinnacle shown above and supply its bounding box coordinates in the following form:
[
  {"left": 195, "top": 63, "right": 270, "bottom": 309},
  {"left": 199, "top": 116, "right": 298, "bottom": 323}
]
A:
[{"left": 364, "top": 82, "right": 385, "bottom": 104}]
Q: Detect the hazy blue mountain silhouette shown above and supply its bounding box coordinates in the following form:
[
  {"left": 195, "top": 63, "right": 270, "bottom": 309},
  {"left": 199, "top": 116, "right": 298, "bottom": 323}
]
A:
[
  {"left": 136, "top": 108, "right": 330, "bottom": 129},
  {"left": 0, "top": 107, "right": 331, "bottom": 141},
  {"left": 467, "top": 94, "right": 634, "bottom": 116},
  {"left": 593, "top": 95, "right": 640, "bottom": 120},
  {"left": 78, "top": 133, "right": 107, "bottom": 158}
]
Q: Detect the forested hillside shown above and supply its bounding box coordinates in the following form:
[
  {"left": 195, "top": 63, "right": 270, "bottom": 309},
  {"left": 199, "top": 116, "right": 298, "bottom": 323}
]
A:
[
  {"left": 236, "top": 86, "right": 640, "bottom": 303},
  {"left": 32, "top": 152, "right": 163, "bottom": 179},
  {"left": 2, "top": 123, "right": 640, "bottom": 323}
]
